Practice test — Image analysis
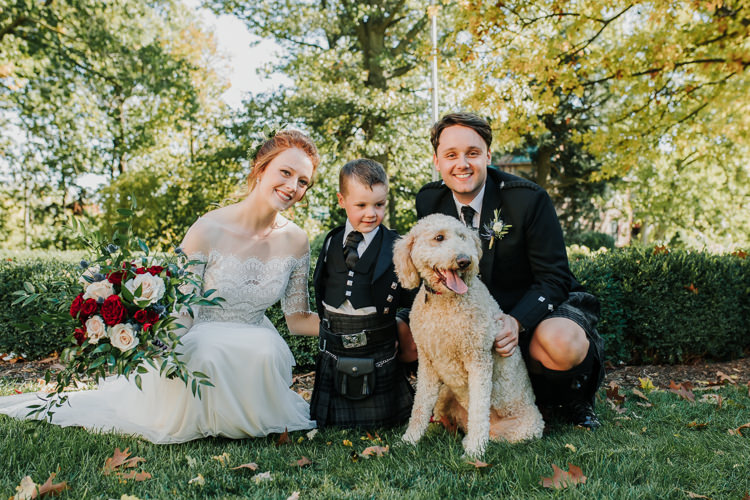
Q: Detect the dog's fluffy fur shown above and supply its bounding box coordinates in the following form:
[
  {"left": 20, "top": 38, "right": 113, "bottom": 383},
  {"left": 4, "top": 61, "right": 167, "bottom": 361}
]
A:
[{"left": 395, "top": 214, "right": 544, "bottom": 456}]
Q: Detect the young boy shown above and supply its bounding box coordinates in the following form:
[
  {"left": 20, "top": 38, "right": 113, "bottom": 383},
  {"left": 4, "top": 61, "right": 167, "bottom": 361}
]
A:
[{"left": 310, "top": 158, "right": 416, "bottom": 428}]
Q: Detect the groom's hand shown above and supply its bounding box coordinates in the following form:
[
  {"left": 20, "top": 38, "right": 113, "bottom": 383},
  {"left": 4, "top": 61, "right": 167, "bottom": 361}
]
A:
[{"left": 493, "top": 313, "right": 519, "bottom": 357}]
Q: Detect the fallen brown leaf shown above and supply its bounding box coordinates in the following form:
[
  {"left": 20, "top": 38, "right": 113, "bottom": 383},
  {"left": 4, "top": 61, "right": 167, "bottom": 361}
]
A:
[
  {"left": 102, "top": 448, "right": 145, "bottom": 475},
  {"left": 230, "top": 462, "right": 259, "bottom": 471},
  {"left": 540, "top": 463, "right": 587, "bottom": 489},
  {"left": 685, "top": 491, "right": 709, "bottom": 499},
  {"left": 714, "top": 371, "right": 736, "bottom": 385},
  {"left": 686, "top": 421, "right": 707, "bottom": 430},
  {"left": 728, "top": 422, "right": 750, "bottom": 436},
  {"left": 607, "top": 399, "right": 627, "bottom": 414},
  {"left": 361, "top": 445, "right": 390, "bottom": 457},
  {"left": 292, "top": 456, "right": 312, "bottom": 467},
  {"left": 276, "top": 428, "right": 291, "bottom": 446},
  {"left": 34, "top": 472, "right": 69, "bottom": 497},
  {"left": 606, "top": 383, "right": 626, "bottom": 405},
  {"left": 119, "top": 470, "right": 152, "bottom": 482},
  {"left": 632, "top": 388, "right": 649, "bottom": 401},
  {"left": 466, "top": 459, "right": 490, "bottom": 468},
  {"left": 668, "top": 380, "right": 695, "bottom": 402}
]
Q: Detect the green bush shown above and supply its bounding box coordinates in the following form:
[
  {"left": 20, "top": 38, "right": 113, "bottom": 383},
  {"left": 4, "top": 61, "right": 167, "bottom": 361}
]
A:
[
  {"left": 0, "top": 250, "right": 83, "bottom": 358},
  {"left": 567, "top": 230, "right": 616, "bottom": 250},
  {"left": 4, "top": 248, "right": 748, "bottom": 366},
  {"left": 571, "top": 246, "right": 750, "bottom": 364}
]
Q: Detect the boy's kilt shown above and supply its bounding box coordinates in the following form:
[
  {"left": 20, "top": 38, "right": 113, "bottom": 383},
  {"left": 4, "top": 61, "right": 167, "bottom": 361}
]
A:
[{"left": 310, "top": 319, "right": 414, "bottom": 428}]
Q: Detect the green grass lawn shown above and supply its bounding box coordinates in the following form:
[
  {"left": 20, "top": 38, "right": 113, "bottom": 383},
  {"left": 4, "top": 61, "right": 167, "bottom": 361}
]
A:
[{"left": 1, "top": 380, "right": 749, "bottom": 499}]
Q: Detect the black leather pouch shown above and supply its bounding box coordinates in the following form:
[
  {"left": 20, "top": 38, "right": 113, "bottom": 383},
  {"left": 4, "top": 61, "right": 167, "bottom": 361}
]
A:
[{"left": 335, "top": 357, "right": 375, "bottom": 400}]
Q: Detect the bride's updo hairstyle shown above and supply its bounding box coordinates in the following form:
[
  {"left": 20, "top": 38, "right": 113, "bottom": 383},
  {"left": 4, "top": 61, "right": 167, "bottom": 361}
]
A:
[{"left": 246, "top": 130, "right": 320, "bottom": 193}]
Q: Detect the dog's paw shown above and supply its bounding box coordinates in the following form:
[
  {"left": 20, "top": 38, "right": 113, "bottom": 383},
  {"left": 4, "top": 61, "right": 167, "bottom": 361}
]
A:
[
  {"left": 461, "top": 435, "right": 487, "bottom": 458},
  {"left": 402, "top": 428, "right": 422, "bottom": 445}
]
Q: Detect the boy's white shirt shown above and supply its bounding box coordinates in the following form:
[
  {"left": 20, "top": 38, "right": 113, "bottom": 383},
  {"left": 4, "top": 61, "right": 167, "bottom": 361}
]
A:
[{"left": 322, "top": 219, "right": 379, "bottom": 315}]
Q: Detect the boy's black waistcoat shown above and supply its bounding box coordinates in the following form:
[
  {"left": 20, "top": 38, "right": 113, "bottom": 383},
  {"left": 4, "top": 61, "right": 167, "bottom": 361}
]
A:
[{"left": 313, "top": 225, "right": 414, "bottom": 318}]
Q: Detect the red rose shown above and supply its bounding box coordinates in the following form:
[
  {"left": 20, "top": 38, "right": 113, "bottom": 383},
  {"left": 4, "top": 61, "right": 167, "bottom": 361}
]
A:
[
  {"left": 70, "top": 294, "right": 84, "bottom": 318},
  {"left": 134, "top": 309, "right": 148, "bottom": 324},
  {"left": 108, "top": 270, "right": 125, "bottom": 285},
  {"left": 147, "top": 265, "right": 164, "bottom": 275},
  {"left": 135, "top": 267, "right": 147, "bottom": 275},
  {"left": 74, "top": 327, "right": 87, "bottom": 346},
  {"left": 134, "top": 309, "right": 159, "bottom": 324},
  {"left": 143, "top": 322, "right": 153, "bottom": 332},
  {"left": 101, "top": 295, "right": 126, "bottom": 326},
  {"left": 80, "top": 298, "right": 98, "bottom": 319}
]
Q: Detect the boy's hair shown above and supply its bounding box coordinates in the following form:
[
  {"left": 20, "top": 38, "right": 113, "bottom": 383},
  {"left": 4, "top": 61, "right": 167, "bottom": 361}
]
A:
[
  {"left": 339, "top": 158, "right": 388, "bottom": 194},
  {"left": 430, "top": 112, "right": 492, "bottom": 153}
]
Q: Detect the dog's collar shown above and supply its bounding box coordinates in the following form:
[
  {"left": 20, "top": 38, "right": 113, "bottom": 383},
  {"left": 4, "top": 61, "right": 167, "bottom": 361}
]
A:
[{"left": 422, "top": 281, "right": 441, "bottom": 296}]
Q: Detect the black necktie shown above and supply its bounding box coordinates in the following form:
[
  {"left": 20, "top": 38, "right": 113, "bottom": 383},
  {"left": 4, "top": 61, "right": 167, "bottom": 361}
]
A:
[
  {"left": 343, "top": 231, "right": 364, "bottom": 270},
  {"left": 460, "top": 205, "right": 476, "bottom": 228}
]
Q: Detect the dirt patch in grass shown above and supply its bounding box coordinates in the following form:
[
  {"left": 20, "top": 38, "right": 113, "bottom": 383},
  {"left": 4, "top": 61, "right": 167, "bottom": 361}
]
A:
[{"left": 604, "top": 357, "right": 750, "bottom": 389}]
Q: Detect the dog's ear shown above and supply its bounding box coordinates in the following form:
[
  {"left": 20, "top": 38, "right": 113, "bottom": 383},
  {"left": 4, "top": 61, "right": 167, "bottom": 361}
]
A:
[{"left": 393, "top": 232, "right": 420, "bottom": 289}]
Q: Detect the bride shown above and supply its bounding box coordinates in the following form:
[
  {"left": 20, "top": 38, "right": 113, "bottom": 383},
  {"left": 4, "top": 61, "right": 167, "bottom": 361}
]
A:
[{"left": 0, "top": 130, "right": 321, "bottom": 443}]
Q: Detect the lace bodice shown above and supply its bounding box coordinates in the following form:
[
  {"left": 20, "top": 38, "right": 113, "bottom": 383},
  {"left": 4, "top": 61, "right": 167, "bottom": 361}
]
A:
[{"left": 190, "top": 250, "right": 311, "bottom": 327}]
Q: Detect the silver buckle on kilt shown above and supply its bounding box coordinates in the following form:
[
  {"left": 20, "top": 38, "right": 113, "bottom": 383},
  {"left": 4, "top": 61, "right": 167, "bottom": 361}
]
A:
[{"left": 341, "top": 331, "right": 367, "bottom": 348}]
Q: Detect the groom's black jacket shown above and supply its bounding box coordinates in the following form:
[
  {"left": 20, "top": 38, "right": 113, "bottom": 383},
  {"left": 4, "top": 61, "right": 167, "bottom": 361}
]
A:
[{"left": 416, "top": 168, "right": 584, "bottom": 331}]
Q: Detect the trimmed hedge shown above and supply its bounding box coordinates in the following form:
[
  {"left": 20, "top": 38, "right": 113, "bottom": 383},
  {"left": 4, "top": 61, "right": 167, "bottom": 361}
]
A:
[
  {"left": 2, "top": 247, "right": 748, "bottom": 366},
  {"left": 0, "top": 251, "right": 83, "bottom": 359},
  {"left": 571, "top": 246, "right": 750, "bottom": 364}
]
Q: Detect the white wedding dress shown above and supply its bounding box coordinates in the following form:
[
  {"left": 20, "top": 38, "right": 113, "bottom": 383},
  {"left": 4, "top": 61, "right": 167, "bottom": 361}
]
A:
[{"left": 0, "top": 217, "right": 316, "bottom": 443}]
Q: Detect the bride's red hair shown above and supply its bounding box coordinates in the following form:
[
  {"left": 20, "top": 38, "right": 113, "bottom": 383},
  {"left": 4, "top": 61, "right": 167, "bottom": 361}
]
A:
[{"left": 246, "top": 130, "right": 320, "bottom": 192}]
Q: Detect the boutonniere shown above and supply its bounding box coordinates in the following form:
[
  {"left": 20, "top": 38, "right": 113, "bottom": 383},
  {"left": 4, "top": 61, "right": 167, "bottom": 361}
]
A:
[{"left": 481, "top": 209, "right": 512, "bottom": 249}]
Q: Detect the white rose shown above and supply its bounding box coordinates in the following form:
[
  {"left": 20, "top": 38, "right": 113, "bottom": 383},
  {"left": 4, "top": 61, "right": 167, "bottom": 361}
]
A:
[
  {"left": 79, "top": 264, "right": 101, "bottom": 291},
  {"left": 108, "top": 323, "right": 139, "bottom": 352},
  {"left": 492, "top": 220, "right": 505, "bottom": 233},
  {"left": 124, "top": 274, "right": 166, "bottom": 306},
  {"left": 85, "top": 315, "right": 107, "bottom": 344},
  {"left": 83, "top": 280, "right": 114, "bottom": 301}
]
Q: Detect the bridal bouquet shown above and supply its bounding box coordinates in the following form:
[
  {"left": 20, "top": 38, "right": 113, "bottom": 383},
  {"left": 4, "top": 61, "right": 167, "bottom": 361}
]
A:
[{"left": 13, "top": 206, "right": 223, "bottom": 420}]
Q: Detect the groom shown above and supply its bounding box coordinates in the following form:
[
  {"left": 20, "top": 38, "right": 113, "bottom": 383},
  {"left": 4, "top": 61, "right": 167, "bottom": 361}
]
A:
[{"left": 414, "top": 112, "right": 605, "bottom": 429}]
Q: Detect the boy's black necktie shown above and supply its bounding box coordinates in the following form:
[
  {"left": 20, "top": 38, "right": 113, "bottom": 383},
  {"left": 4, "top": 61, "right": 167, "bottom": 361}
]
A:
[
  {"left": 343, "top": 231, "right": 364, "bottom": 270},
  {"left": 460, "top": 205, "right": 476, "bottom": 229}
]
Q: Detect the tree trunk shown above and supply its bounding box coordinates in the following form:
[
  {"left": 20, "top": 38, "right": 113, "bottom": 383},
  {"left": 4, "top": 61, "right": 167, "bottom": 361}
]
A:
[{"left": 534, "top": 145, "right": 553, "bottom": 190}]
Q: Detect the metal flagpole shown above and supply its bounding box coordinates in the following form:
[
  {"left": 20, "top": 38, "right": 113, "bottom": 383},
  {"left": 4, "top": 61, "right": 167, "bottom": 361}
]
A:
[{"left": 429, "top": 1, "right": 439, "bottom": 181}]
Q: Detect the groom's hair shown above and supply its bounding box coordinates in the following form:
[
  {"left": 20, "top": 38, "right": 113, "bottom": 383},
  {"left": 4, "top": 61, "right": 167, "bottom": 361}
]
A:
[
  {"left": 339, "top": 158, "right": 388, "bottom": 195},
  {"left": 430, "top": 112, "right": 492, "bottom": 153}
]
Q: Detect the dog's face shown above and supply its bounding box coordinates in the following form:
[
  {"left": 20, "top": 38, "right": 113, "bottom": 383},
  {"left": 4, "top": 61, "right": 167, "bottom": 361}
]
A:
[{"left": 393, "top": 214, "right": 483, "bottom": 294}]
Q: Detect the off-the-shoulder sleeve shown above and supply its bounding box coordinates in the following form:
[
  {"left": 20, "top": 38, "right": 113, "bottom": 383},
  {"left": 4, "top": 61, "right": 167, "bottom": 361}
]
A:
[{"left": 281, "top": 248, "right": 312, "bottom": 316}]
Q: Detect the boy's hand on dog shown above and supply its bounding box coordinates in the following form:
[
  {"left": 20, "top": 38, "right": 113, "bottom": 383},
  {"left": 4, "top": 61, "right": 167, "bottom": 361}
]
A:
[{"left": 493, "top": 313, "right": 519, "bottom": 357}]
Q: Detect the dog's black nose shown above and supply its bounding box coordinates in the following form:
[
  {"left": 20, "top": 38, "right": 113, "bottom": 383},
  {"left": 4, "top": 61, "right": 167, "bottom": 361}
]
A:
[{"left": 456, "top": 255, "right": 471, "bottom": 269}]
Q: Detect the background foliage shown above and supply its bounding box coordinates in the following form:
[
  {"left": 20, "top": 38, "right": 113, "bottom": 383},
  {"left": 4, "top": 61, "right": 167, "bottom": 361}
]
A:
[
  {"left": 3, "top": 248, "right": 748, "bottom": 366},
  {"left": 2, "top": 0, "right": 748, "bottom": 250}
]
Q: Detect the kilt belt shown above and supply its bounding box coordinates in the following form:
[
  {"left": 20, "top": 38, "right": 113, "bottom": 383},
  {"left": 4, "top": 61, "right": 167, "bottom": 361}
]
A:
[{"left": 319, "top": 320, "right": 397, "bottom": 368}]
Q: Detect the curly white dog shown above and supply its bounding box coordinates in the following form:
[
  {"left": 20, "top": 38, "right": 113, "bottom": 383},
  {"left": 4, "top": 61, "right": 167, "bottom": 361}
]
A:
[{"left": 394, "top": 214, "right": 544, "bottom": 457}]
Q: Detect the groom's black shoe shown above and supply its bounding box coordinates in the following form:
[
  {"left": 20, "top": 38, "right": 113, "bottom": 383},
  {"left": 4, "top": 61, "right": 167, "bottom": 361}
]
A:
[{"left": 560, "top": 400, "right": 601, "bottom": 430}]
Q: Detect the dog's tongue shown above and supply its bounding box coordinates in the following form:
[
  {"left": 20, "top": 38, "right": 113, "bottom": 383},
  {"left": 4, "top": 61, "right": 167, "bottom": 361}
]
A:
[{"left": 442, "top": 269, "right": 468, "bottom": 294}]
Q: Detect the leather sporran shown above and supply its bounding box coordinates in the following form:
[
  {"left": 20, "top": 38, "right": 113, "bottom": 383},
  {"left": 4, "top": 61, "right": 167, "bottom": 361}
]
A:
[{"left": 335, "top": 357, "right": 375, "bottom": 400}]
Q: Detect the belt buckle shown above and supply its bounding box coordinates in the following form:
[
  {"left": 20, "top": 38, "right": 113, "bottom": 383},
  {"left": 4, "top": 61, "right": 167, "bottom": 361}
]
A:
[{"left": 341, "top": 331, "right": 367, "bottom": 349}]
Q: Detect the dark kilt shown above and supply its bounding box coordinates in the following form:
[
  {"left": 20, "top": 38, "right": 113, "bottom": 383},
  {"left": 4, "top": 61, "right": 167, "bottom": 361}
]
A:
[
  {"left": 519, "top": 291, "right": 606, "bottom": 402},
  {"left": 310, "top": 313, "right": 414, "bottom": 428}
]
